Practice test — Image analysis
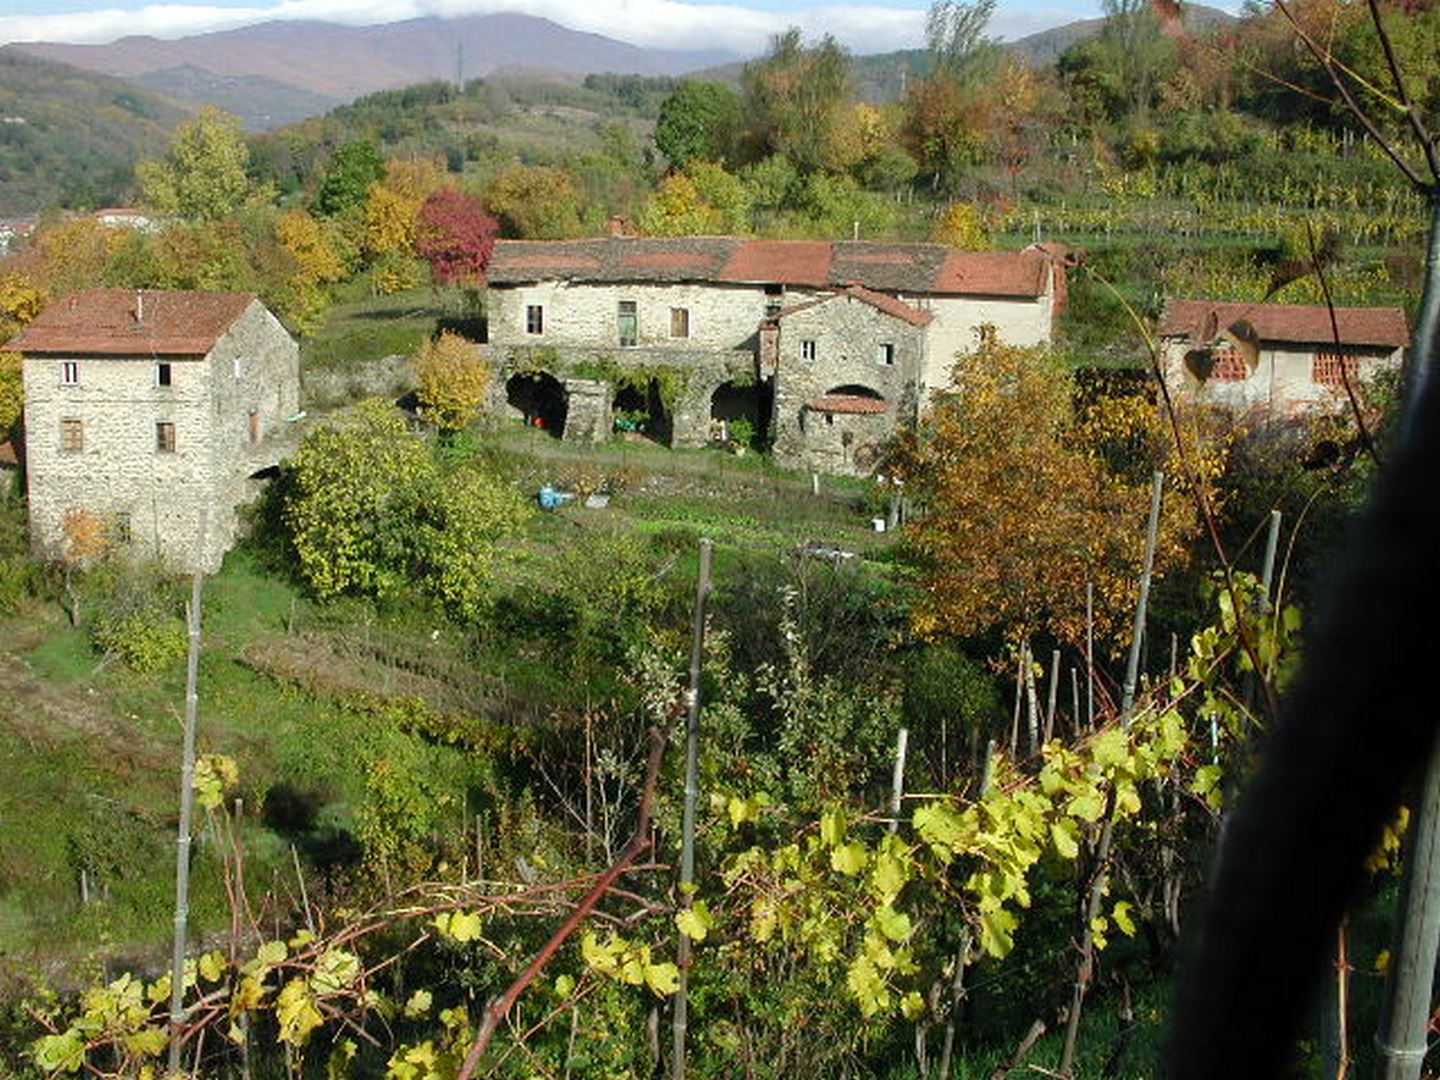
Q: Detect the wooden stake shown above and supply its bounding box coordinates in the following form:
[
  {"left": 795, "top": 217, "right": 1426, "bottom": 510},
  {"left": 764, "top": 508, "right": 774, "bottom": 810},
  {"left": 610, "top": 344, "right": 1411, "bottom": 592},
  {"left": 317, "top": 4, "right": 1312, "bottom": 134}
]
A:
[
  {"left": 1044, "top": 649, "right": 1061, "bottom": 746},
  {"left": 672, "top": 538, "right": 713, "bottom": 1080},
  {"left": 889, "top": 728, "right": 910, "bottom": 834}
]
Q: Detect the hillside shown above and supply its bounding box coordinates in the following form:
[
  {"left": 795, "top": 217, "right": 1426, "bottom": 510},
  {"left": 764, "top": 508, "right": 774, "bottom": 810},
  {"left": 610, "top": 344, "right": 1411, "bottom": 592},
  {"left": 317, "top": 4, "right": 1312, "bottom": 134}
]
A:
[
  {"left": 12, "top": 14, "right": 737, "bottom": 131},
  {"left": 0, "top": 49, "right": 187, "bottom": 216}
]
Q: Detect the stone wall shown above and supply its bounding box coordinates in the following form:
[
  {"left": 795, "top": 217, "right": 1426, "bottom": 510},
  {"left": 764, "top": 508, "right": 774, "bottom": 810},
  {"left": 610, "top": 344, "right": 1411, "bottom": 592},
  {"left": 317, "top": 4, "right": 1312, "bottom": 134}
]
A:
[
  {"left": 487, "top": 343, "right": 756, "bottom": 447},
  {"left": 23, "top": 300, "right": 299, "bottom": 572},
  {"left": 1160, "top": 339, "right": 1403, "bottom": 419},
  {"left": 768, "top": 295, "right": 925, "bottom": 474},
  {"left": 919, "top": 292, "right": 1056, "bottom": 395},
  {"left": 490, "top": 281, "right": 824, "bottom": 353},
  {"left": 301, "top": 353, "right": 416, "bottom": 410}
]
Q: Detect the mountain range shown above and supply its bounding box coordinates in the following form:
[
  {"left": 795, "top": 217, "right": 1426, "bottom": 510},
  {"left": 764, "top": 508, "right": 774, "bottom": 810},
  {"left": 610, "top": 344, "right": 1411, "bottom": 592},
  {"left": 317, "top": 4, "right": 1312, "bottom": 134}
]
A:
[{"left": 9, "top": 14, "right": 737, "bottom": 129}]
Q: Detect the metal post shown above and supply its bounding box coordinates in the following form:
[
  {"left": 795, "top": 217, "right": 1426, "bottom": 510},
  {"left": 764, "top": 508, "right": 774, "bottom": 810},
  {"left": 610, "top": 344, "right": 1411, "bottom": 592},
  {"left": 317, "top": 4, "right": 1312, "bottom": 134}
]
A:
[{"left": 672, "top": 539, "right": 712, "bottom": 1080}]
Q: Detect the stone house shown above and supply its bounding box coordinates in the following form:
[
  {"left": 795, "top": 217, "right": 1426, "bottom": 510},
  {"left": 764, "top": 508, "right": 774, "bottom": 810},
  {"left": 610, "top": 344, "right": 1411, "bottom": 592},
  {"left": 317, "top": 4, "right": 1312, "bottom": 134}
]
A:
[
  {"left": 13, "top": 289, "right": 300, "bottom": 571},
  {"left": 484, "top": 236, "right": 1069, "bottom": 475},
  {"left": 1156, "top": 299, "right": 1408, "bottom": 419}
]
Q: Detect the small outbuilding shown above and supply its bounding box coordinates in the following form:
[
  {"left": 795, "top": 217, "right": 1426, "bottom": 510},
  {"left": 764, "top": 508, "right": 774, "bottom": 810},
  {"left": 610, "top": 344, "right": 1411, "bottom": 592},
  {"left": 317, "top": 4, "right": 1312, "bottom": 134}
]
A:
[{"left": 1156, "top": 299, "right": 1408, "bottom": 419}]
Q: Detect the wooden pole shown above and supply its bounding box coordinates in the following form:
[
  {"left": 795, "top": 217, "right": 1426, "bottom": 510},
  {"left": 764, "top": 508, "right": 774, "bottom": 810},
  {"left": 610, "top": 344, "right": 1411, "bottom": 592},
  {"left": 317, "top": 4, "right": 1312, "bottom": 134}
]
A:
[
  {"left": 168, "top": 513, "right": 207, "bottom": 1077},
  {"left": 1085, "top": 581, "right": 1095, "bottom": 731},
  {"left": 1060, "top": 472, "right": 1164, "bottom": 1077},
  {"left": 889, "top": 728, "right": 910, "bottom": 834},
  {"left": 672, "top": 538, "right": 713, "bottom": 1080},
  {"left": 1044, "top": 649, "right": 1061, "bottom": 746}
]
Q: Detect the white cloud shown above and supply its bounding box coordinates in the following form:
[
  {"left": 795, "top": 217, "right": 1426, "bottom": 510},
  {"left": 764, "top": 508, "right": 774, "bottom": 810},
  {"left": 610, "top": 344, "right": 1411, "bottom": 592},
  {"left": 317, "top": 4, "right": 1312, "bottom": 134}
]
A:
[{"left": 0, "top": 0, "right": 1098, "bottom": 53}]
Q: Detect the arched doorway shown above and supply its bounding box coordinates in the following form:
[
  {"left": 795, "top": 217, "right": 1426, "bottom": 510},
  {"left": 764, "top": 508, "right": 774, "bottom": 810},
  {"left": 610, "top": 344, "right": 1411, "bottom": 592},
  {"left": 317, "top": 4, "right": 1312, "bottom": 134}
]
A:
[
  {"left": 612, "top": 377, "right": 672, "bottom": 446},
  {"left": 506, "top": 371, "right": 567, "bottom": 438},
  {"left": 710, "top": 379, "right": 774, "bottom": 448}
]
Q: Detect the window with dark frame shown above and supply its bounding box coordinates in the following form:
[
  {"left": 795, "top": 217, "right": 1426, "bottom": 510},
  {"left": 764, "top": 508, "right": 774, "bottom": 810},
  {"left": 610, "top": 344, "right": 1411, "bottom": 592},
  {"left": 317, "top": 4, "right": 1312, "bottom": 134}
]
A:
[
  {"left": 60, "top": 361, "right": 79, "bottom": 386},
  {"left": 526, "top": 305, "right": 544, "bottom": 334},
  {"left": 156, "top": 362, "right": 172, "bottom": 387},
  {"left": 156, "top": 421, "right": 176, "bottom": 453},
  {"left": 877, "top": 343, "right": 895, "bottom": 366},
  {"left": 618, "top": 301, "right": 638, "bottom": 347},
  {"left": 671, "top": 307, "right": 690, "bottom": 338},
  {"left": 801, "top": 340, "right": 817, "bottom": 362},
  {"left": 60, "top": 418, "right": 83, "bottom": 452}
]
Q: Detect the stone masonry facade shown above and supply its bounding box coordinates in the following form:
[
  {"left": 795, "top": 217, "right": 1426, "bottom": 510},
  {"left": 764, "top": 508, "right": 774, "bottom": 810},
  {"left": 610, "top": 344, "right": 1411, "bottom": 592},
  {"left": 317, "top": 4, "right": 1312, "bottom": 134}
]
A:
[{"left": 17, "top": 290, "right": 300, "bottom": 572}]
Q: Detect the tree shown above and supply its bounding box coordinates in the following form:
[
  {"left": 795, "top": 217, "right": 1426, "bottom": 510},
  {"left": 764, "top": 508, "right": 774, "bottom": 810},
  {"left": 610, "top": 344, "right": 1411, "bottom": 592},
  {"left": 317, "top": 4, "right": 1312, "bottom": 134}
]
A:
[
  {"left": 0, "top": 352, "right": 21, "bottom": 437},
  {"left": 0, "top": 271, "right": 44, "bottom": 346},
  {"left": 414, "top": 189, "right": 498, "bottom": 287},
  {"left": 926, "top": 0, "right": 999, "bottom": 86},
  {"left": 655, "top": 80, "right": 743, "bottom": 169},
  {"left": 637, "top": 162, "right": 751, "bottom": 236},
  {"left": 314, "top": 139, "right": 385, "bottom": 218},
  {"left": 903, "top": 0, "right": 1000, "bottom": 192},
  {"left": 894, "top": 338, "right": 1206, "bottom": 647},
  {"left": 929, "top": 202, "right": 990, "bottom": 249},
  {"left": 483, "top": 164, "right": 584, "bottom": 239},
  {"left": 282, "top": 399, "right": 527, "bottom": 619},
  {"left": 136, "top": 107, "right": 260, "bottom": 222},
  {"left": 32, "top": 218, "right": 114, "bottom": 300},
  {"left": 741, "top": 29, "right": 855, "bottom": 173},
  {"left": 413, "top": 331, "right": 490, "bottom": 434}
]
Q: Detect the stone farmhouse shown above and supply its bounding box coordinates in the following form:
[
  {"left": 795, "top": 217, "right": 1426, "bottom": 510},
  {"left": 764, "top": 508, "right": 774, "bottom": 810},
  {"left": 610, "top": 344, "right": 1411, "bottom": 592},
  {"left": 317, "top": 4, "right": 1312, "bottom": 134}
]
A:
[
  {"left": 484, "top": 236, "right": 1072, "bottom": 475},
  {"left": 1157, "top": 299, "right": 1408, "bottom": 419},
  {"left": 13, "top": 289, "right": 300, "bottom": 572}
]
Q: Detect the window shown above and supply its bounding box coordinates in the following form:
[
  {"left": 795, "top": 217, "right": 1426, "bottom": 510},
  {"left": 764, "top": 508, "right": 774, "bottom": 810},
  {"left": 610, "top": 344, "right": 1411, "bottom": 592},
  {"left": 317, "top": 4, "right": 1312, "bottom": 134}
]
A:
[
  {"left": 156, "top": 362, "right": 172, "bottom": 387},
  {"left": 60, "top": 419, "right": 83, "bottom": 452},
  {"left": 877, "top": 343, "right": 895, "bottom": 366},
  {"left": 618, "top": 301, "right": 638, "bottom": 347},
  {"left": 801, "top": 340, "right": 817, "bottom": 362},
  {"left": 156, "top": 421, "right": 176, "bottom": 453},
  {"left": 1210, "top": 347, "right": 1248, "bottom": 382},
  {"left": 764, "top": 283, "right": 783, "bottom": 316},
  {"left": 1314, "top": 350, "right": 1360, "bottom": 389},
  {"left": 233, "top": 356, "right": 243, "bottom": 379},
  {"left": 60, "top": 361, "right": 79, "bottom": 386},
  {"left": 670, "top": 307, "right": 690, "bottom": 339},
  {"left": 526, "top": 305, "right": 544, "bottom": 335}
]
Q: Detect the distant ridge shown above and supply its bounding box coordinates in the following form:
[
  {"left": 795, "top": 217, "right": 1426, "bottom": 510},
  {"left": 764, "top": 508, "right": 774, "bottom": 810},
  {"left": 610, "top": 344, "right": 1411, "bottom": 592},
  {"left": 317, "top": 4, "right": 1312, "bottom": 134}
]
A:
[{"left": 12, "top": 13, "right": 737, "bottom": 129}]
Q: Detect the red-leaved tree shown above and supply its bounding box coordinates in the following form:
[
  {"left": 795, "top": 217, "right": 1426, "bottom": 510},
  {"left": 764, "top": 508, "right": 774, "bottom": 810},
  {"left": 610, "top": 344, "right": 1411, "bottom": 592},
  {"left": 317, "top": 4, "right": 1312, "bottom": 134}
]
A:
[{"left": 414, "top": 188, "right": 499, "bottom": 287}]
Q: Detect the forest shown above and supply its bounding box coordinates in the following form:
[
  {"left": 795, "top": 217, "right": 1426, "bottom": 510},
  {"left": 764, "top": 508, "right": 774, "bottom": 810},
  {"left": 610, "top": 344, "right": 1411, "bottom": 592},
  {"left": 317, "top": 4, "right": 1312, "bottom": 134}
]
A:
[{"left": 0, "top": 0, "right": 1438, "bottom": 1075}]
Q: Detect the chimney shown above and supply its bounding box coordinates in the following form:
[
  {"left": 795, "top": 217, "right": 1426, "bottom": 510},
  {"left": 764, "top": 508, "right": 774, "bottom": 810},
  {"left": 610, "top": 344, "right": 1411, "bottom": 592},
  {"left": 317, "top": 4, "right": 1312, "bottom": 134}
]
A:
[
  {"left": 608, "top": 215, "right": 628, "bottom": 238},
  {"left": 133, "top": 289, "right": 144, "bottom": 329}
]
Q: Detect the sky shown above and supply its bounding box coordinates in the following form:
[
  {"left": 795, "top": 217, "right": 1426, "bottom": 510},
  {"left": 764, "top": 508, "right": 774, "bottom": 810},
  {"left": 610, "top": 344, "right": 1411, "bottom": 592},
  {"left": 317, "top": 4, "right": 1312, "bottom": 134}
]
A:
[{"left": 0, "top": 0, "right": 1128, "bottom": 56}]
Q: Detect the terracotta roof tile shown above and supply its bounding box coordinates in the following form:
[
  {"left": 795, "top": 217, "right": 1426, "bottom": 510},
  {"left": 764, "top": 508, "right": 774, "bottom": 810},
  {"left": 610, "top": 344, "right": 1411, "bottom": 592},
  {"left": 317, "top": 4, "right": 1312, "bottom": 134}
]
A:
[
  {"left": 717, "top": 240, "right": 832, "bottom": 286},
  {"left": 12, "top": 289, "right": 256, "bottom": 357},
  {"left": 774, "top": 285, "right": 932, "bottom": 328},
  {"left": 934, "top": 251, "right": 1050, "bottom": 297},
  {"left": 808, "top": 393, "right": 891, "bottom": 415},
  {"left": 488, "top": 237, "right": 1056, "bottom": 299},
  {"left": 1158, "top": 299, "right": 1409, "bottom": 349}
]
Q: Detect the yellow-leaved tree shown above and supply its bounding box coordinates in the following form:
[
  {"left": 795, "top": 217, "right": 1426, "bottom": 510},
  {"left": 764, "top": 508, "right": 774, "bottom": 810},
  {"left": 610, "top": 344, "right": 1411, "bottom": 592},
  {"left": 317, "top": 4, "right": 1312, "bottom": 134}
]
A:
[
  {"left": 893, "top": 337, "right": 1220, "bottom": 648},
  {"left": 413, "top": 331, "right": 489, "bottom": 435}
]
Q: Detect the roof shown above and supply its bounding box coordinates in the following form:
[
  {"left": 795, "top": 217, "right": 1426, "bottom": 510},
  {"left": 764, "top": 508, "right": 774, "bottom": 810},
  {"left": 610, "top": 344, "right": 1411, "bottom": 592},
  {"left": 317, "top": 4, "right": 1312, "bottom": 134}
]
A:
[
  {"left": 1158, "top": 300, "right": 1410, "bottom": 349},
  {"left": 807, "top": 393, "right": 891, "bottom": 415},
  {"left": 774, "top": 285, "right": 933, "bottom": 328},
  {"left": 11, "top": 289, "right": 257, "bottom": 358},
  {"left": 487, "top": 237, "right": 1055, "bottom": 299}
]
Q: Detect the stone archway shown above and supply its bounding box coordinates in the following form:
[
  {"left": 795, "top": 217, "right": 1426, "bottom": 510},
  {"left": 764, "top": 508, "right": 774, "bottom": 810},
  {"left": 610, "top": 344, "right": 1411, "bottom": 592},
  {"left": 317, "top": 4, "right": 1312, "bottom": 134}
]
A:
[
  {"left": 506, "top": 371, "right": 568, "bottom": 438},
  {"left": 709, "top": 379, "right": 774, "bottom": 447},
  {"left": 613, "top": 377, "right": 673, "bottom": 447}
]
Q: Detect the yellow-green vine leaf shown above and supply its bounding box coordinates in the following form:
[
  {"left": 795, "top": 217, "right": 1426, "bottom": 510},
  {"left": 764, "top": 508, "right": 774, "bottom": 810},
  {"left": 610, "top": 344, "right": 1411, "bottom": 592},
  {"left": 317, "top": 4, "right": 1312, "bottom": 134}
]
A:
[
  {"left": 275, "top": 978, "right": 324, "bottom": 1047},
  {"left": 676, "top": 899, "right": 715, "bottom": 942},
  {"left": 831, "top": 841, "right": 868, "bottom": 876},
  {"left": 1112, "top": 901, "right": 1136, "bottom": 937},
  {"left": 643, "top": 960, "right": 680, "bottom": 996},
  {"left": 32, "top": 1031, "right": 85, "bottom": 1074},
  {"left": 901, "top": 990, "right": 927, "bottom": 1021},
  {"left": 198, "top": 950, "right": 228, "bottom": 983},
  {"left": 820, "top": 808, "right": 845, "bottom": 847},
  {"left": 404, "top": 989, "right": 433, "bottom": 1018}
]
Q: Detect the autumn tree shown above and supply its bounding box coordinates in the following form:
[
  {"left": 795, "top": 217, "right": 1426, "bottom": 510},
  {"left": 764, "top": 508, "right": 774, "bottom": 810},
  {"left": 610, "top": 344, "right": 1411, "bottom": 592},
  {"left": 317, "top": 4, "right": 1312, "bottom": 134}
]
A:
[
  {"left": 0, "top": 353, "right": 21, "bottom": 437},
  {"left": 413, "top": 331, "right": 490, "bottom": 434},
  {"left": 0, "top": 271, "right": 44, "bottom": 345},
  {"left": 655, "top": 79, "right": 743, "bottom": 168},
  {"left": 483, "top": 163, "right": 583, "bottom": 239},
  {"left": 136, "top": 107, "right": 263, "bottom": 222},
  {"left": 271, "top": 209, "right": 350, "bottom": 333},
  {"left": 31, "top": 218, "right": 115, "bottom": 300},
  {"left": 414, "top": 189, "right": 498, "bottom": 287},
  {"left": 741, "top": 29, "right": 855, "bottom": 173},
  {"left": 894, "top": 339, "right": 1209, "bottom": 647},
  {"left": 637, "top": 162, "right": 751, "bottom": 236}
]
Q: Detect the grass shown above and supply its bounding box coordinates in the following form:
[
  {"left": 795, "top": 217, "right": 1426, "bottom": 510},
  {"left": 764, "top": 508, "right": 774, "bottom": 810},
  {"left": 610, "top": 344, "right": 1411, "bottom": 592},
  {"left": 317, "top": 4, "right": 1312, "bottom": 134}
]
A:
[{"left": 300, "top": 286, "right": 450, "bottom": 370}]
